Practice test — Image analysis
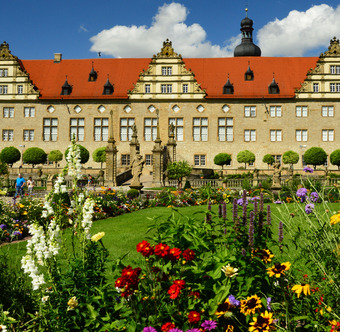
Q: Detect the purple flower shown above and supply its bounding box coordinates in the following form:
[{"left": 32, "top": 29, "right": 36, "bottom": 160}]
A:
[
  {"left": 228, "top": 294, "right": 240, "bottom": 306},
  {"left": 305, "top": 203, "right": 314, "bottom": 214},
  {"left": 303, "top": 166, "right": 314, "bottom": 173},
  {"left": 266, "top": 297, "right": 272, "bottom": 311},
  {"left": 237, "top": 198, "right": 247, "bottom": 206},
  {"left": 143, "top": 327, "right": 157, "bottom": 332},
  {"left": 0, "top": 224, "right": 7, "bottom": 230},
  {"left": 310, "top": 192, "right": 318, "bottom": 202},
  {"left": 201, "top": 320, "right": 217, "bottom": 331},
  {"left": 169, "top": 329, "right": 183, "bottom": 332},
  {"left": 13, "top": 231, "right": 22, "bottom": 238},
  {"left": 249, "top": 211, "right": 254, "bottom": 248},
  {"left": 278, "top": 221, "right": 284, "bottom": 245},
  {"left": 296, "top": 188, "right": 308, "bottom": 202},
  {"left": 274, "top": 200, "right": 282, "bottom": 204},
  {"left": 187, "top": 329, "right": 201, "bottom": 332}
]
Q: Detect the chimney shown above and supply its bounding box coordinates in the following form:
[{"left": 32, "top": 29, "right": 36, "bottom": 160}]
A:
[{"left": 54, "top": 53, "right": 62, "bottom": 63}]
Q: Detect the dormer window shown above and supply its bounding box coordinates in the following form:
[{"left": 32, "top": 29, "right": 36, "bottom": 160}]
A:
[
  {"left": 268, "top": 77, "right": 280, "bottom": 94},
  {"left": 103, "top": 77, "right": 114, "bottom": 95},
  {"left": 223, "top": 75, "right": 234, "bottom": 94},
  {"left": 88, "top": 64, "right": 98, "bottom": 82},
  {"left": 245, "top": 65, "right": 254, "bottom": 81},
  {"left": 61, "top": 77, "right": 72, "bottom": 95}
]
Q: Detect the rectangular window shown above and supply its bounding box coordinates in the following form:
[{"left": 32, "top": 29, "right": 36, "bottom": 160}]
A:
[
  {"left": 330, "top": 83, "right": 335, "bottom": 92},
  {"left": 162, "top": 67, "right": 172, "bottom": 75},
  {"left": 145, "top": 84, "right": 150, "bottom": 93},
  {"left": 144, "top": 118, "right": 157, "bottom": 141},
  {"left": 330, "top": 65, "right": 340, "bottom": 74},
  {"left": 43, "top": 118, "right": 58, "bottom": 141},
  {"left": 0, "top": 86, "right": 8, "bottom": 94},
  {"left": 70, "top": 118, "right": 84, "bottom": 141},
  {"left": 244, "top": 106, "right": 256, "bottom": 117},
  {"left": 270, "top": 130, "right": 282, "bottom": 142},
  {"left": 244, "top": 129, "right": 256, "bottom": 142},
  {"left": 94, "top": 118, "right": 109, "bottom": 141},
  {"left": 0, "top": 69, "right": 8, "bottom": 77},
  {"left": 193, "top": 117, "right": 208, "bottom": 141},
  {"left": 23, "top": 129, "right": 34, "bottom": 141},
  {"left": 17, "top": 85, "right": 23, "bottom": 94},
  {"left": 145, "top": 154, "right": 153, "bottom": 166},
  {"left": 194, "top": 155, "right": 206, "bottom": 166},
  {"left": 182, "top": 84, "right": 188, "bottom": 93},
  {"left": 161, "top": 84, "right": 172, "bottom": 93},
  {"left": 269, "top": 106, "right": 282, "bottom": 117},
  {"left": 313, "top": 83, "right": 319, "bottom": 92},
  {"left": 2, "top": 129, "right": 13, "bottom": 141},
  {"left": 272, "top": 155, "right": 282, "bottom": 164},
  {"left": 296, "top": 106, "right": 308, "bottom": 117},
  {"left": 322, "top": 106, "right": 334, "bottom": 117},
  {"left": 169, "top": 118, "right": 184, "bottom": 141},
  {"left": 120, "top": 118, "right": 135, "bottom": 141},
  {"left": 218, "top": 117, "right": 233, "bottom": 141},
  {"left": 24, "top": 107, "right": 35, "bottom": 117},
  {"left": 3, "top": 107, "right": 14, "bottom": 118},
  {"left": 322, "top": 129, "right": 334, "bottom": 142},
  {"left": 121, "top": 154, "right": 130, "bottom": 166},
  {"left": 296, "top": 129, "right": 308, "bottom": 142}
]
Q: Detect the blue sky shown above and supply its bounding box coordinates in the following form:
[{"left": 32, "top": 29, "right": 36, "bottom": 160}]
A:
[{"left": 3, "top": 0, "right": 340, "bottom": 59}]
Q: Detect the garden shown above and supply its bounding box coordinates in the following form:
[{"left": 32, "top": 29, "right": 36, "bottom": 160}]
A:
[{"left": 0, "top": 141, "right": 340, "bottom": 331}]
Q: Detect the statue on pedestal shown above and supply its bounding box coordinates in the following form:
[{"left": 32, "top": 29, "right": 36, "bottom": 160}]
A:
[
  {"left": 130, "top": 153, "right": 145, "bottom": 189},
  {"left": 272, "top": 162, "right": 282, "bottom": 188}
]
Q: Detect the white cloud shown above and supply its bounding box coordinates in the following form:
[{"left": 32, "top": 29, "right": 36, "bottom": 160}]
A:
[
  {"left": 257, "top": 4, "right": 340, "bottom": 56},
  {"left": 89, "top": 2, "right": 234, "bottom": 58}
]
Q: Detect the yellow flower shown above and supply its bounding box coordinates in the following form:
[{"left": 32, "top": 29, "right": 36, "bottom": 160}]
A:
[
  {"left": 252, "top": 249, "right": 274, "bottom": 263},
  {"left": 267, "top": 262, "right": 291, "bottom": 278},
  {"left": 18, "top": 204, "right": 25, "bottom": 208},
  {"left": 91, "top": 232, "right": 105, "bottom": 242},
  {"left": 22, "top": 211, "right": 28, "bottom": 215},
  {"left": 215, "top": 298, "right": 236, "bottom": 318},
  {"left": 67, "top": 296, "right": 78, "bottom": 310},
  {"left": 240, "top": 295, "right": 262, "bottom": 316},
  {"left": 249, "top": 310, "right": 275, "bottom": 332},
  {"left": 221, "top": 264, "right": 238, "bottom": 278},
  {"left": 291, "top": 284, "right": 310, "bottom": 298},
  {"left": 330, "top": 213, "right": 340, "bottom": 225}
]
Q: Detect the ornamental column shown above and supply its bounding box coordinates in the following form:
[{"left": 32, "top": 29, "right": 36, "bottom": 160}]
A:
[
  {"left": 105, "top": 110, "right": 118, "bottom": 187},
  {"left": 152, "top": 109, "right": 164, "bottom": 187}
]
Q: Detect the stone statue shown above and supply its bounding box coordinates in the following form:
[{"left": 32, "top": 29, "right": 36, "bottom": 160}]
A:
[
  {"left": 169, "top": 123, "right": 175, "bottom": 137},
  {"left": 272, "top": 162, "right": 282, "bottom": 188},
  {"left": 131, "top": 153, "right": 144, "bottom": 187},
  {"left": 132, "top": 123, "right": 137, "bottom": 137}
]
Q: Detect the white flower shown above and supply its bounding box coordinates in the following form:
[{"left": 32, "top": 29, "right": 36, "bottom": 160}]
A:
[
  {"left": 0, "top": 325, "right": 8, "bottom": 332},
  {"left": 42, "top": 296, "right": 49, "bottom": 303},
  {"left": 221, "top": 264, "right": 238, "bottom": 278}
]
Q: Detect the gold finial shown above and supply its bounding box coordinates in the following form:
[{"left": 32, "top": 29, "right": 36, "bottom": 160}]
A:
[{"left": 245, "top": 8, "right": 248, "bottom": 17}]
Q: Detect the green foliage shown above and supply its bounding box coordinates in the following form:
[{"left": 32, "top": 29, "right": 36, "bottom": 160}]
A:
[
  {"left": 65, "top": 144, "right": 89, "bottom": 164},
  {"left": 0, "top": 146, "right": 21, "bottom": 165},
  {"left": 92, "top": 147, "right": 106, "bottom": 166},
  {"left": 23, "top": 147, "right": 47, "bottom": 166},
  {"left": 0, "top": 162, "right": 8, "bottom": 175},
  {"left": 48, "top": 150, "right": 63, "bottom": 165},
  {"left": 237, "top": 150, "right": 255, "bottom": 169},
  {"left": 303, "top": 147, "right": 327, "bottom": 169},
  {"left": 167, "top": 161, "right": 192, "bottom": 182},
  {"left": 183, "top": 180, "right": 191, "bottom": 189},
  {"left": 241, "top": 178, "right": 252, "bottom": 191},
  {"left": 282, "top": 150, "right": 299, "bottom": 166},
  {"left": 262, "top": 154, "right": 275, "bottom": 166},
  {"left": 213, "top": 153, "right": 231, "bottom": 169},
  {"left": 330, "top": 149, "right": 340, "bottom": 169},
  {"left": 127, "top": 188, "right": 140, "bottom": 199}
]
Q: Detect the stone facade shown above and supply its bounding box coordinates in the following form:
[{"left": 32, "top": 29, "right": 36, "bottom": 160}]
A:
[{"left": 0, "top": 37, "right": 339, "bottom": 173}]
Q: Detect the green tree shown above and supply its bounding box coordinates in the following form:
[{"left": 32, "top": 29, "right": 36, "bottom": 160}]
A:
[
  {"left": 167, "top": 161, "right": 192, "bottom": 187},
  {"left": 282, "top": 150, "right": 299, "bottom": 169},
  {"left": 48, "top": 150, "right": 63, "bottom": 167},
  {"left": 303, "top": 147, "right": 327, "bottom": 169},
  {"left": 23, "top": 147, "right": 47, "bottom": 167},
  {"left": 237, "top": 150, "right": 255, "bottom": 169},
  {"left": 0, "top": 146, "right": 21, "bottom": 166},
  {"left": 330, "top": 149, "right": 340, "bottom": 170},
  {"left": 213, "top": 153, "right": 231, "bottom": 170},
  {"left": 65, "top": 144, "right": 90, "bottom": 164},
  {"left": 262, "top": 154, "right": 275, "bottom": 169},
  {"left": 93, "top": 147, "right": 106, "bottom": 168}
]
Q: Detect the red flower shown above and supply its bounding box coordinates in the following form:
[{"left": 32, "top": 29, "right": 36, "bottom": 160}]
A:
[
  {"left": 173, "top": 279, "right": 185, "bottom": 288},
  {"left": 188, "top": 310, "right": 201, "bottom": 324},
  {"left": 136, "top": 240, "right": 154, "bottom": 257},
  {"left": 168, "top": 284, "right": 182, "bottom": 299},
  {"left": 161, "top": 322, "right": 175, "bottom": 332},
  {"left": 155, "top": 243, "right": 170, "bottom": 257},
  {"left": 116, "top": 265, "right": 141, "bottom": 297},
  {"left": 168, "top": 247, "right": 182, "bottom": 261},
  {"left": 183, "top": 248, "right": 195, "bottom": 261},
  {"left": 189, "top": 291, "right": 200, "bottom": 299}
]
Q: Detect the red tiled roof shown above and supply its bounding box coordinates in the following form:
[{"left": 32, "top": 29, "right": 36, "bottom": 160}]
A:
[{"left": 21, "top": 56, "right": 319, "bottom": 100}]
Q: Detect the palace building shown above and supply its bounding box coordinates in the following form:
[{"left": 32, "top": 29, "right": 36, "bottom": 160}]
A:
[{"left": 0, "top": 13, "right": 339, "bottom": 172}]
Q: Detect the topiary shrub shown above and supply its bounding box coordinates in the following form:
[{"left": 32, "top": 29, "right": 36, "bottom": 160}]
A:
[
  {"left": 0, "top": 146, "right": 21, "bottom": 166},
  {"left": 237, "top": 150, "right": 255, "bottom": 169},
  {"left": 93, "top": 147, "right": 106, "bottom": 168},
  {"left": 23, "top": 147, "right": 47, "bottom": 167},
  {"left": 127, "top": 189, "right": 139, "bottom": 199},
  {"left": 183, "top": 180, "right": 191, "bottom": 190},
  {"left": 213, "top": 153, "right": 231, "bottom": 170},
  {"left": 303, "top": 147, "right": 327, "bottom": 169},
  {"left": 330, "top": 149, "right": 340, "bottom": 170},
  {"left": 48, "top": 150, "right": 63, "bottom": 166}
]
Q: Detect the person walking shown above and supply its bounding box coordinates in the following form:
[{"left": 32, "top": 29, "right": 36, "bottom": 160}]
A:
[
  {"left": 27, "top": 176, "right": 35, "bottom": 195},
  {"left": 15, "top": 173, "right": 26, "bottom": 198}
]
